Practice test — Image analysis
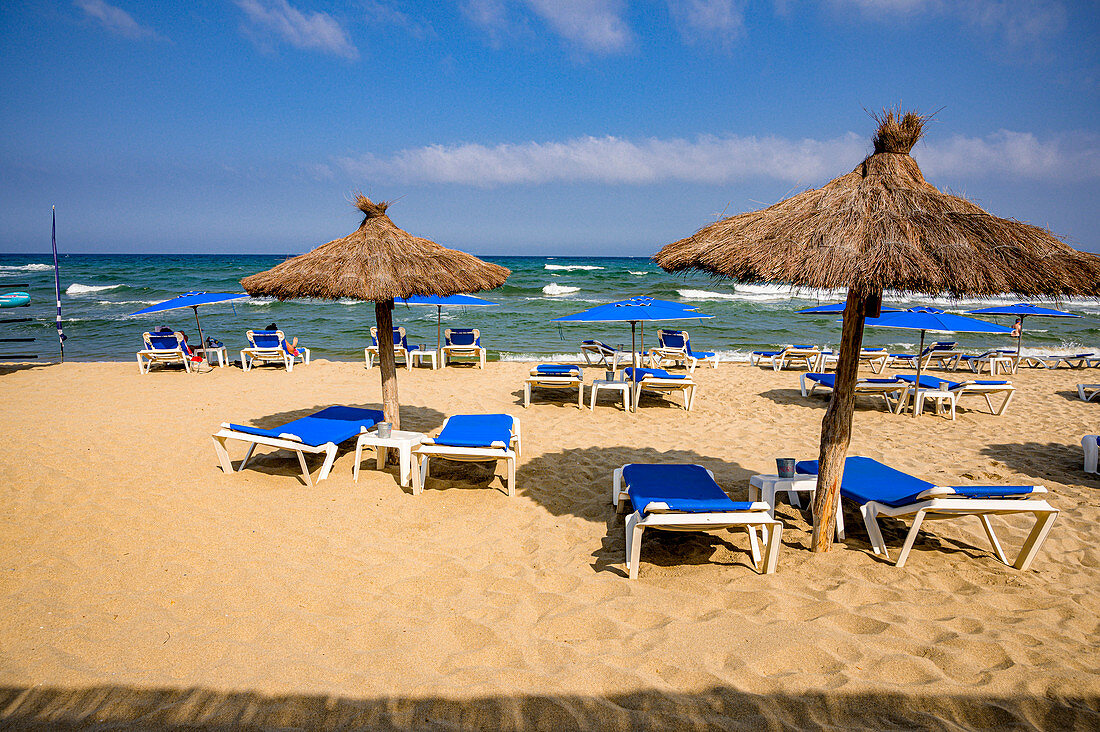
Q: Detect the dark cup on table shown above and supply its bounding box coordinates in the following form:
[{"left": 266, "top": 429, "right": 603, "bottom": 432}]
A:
[
  {"left": 377, "top": 422, "right": 392, "bottom": 439},
  {"left": 776, "top": 458, "right": 796, "bottom": 479},
  {"left": 605, "top": 370, "right": 616, "bottom": 381}
]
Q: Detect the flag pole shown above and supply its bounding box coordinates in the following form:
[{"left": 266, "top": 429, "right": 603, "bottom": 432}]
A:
[{"left": 50, "top": 206, "right": 66, "bottom": 362}]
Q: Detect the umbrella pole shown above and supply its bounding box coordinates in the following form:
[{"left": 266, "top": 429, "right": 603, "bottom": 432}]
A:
[
  {"left": 811, "top": 288, "right": 871, "bottom": 553},
  {"left": 437, "top": 305, "right": 442, "bottom": 363},
  {"left": 912, "top": 330, "right": 926, "bottom": 418},
  {"left": 192, "top": 305, "right": 206, "bottom": 364},
  {"left": 1016, "top": 314, "right": 1025, "bottom": 361},
  {"left": 375, "top": 300, "right": 401, "bottom": 429},
  {"left": 631, "top": 322, "right": 637, "bottom": 412}
]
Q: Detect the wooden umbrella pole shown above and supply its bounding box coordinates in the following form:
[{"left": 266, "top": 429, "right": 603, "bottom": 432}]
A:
[
  {"left": 811, "top": 287, "right": 873, "bottom": 552},
  {"left": 375, "top": 299, "right": 400, "bottom": 429}
]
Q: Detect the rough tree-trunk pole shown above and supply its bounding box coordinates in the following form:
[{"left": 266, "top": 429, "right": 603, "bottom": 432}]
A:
[
  {"left": 375, "top": 299, "right": 400, "bottom": 429},
  {"left": 810, "top": 287, "right": 876, "bottom": 552}
]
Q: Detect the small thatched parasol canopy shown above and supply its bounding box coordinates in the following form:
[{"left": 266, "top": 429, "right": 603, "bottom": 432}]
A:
[
  {"left": 655, "top": 110, "right": 1100, "bottom": 554},
  {"left": 242, "top": 195, "right": 510, "bottom": 301},
  {"left": 656, "top": 111, "right": 1100, "bottom": 297},
  {"left": 242, "top": 195, "right": 510, "bottom": 429}
]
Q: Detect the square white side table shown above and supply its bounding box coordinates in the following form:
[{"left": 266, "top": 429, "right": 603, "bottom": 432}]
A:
[
  {"left": 911, "top": 387, "right": 957, "bottom": 419},
  {"left": 749, "top": 473, "right": 844, "bottom": 539},
  {"left": 192, "top": 345, "right": 227, "bottom": 367},
  {"left": 411, "top": 349, "right": 438, "bottom": 369},
  {"left": 354, "top": 429, "right": 425, "bottom": 487},
  {"left": 590, "top": 378, "right": 632, "bottom": 411}
]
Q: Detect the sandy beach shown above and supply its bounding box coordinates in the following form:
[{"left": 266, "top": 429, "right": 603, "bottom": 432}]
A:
[{"left": 1, "top": 359, "right": 1097, "bottom": 729}]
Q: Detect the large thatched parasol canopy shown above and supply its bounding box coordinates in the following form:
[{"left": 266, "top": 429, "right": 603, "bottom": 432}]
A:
[
  {"left": 655, "top": 110, "right": 1100, "bottom": 555},
  {"left": 242, "top": 195, "right": 510, "bottom": 301},
  {"left": 242, "top": 195, "right": 510, "bottom": 429}
]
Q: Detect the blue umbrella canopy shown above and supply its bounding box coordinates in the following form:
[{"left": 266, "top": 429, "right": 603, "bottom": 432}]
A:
[
  {"left": 130, "top": 291, "right": 246, "bottom": 362},
  {"left": 797, "top": 302, "right": 902, "bottom": 314},
  {"left": 863, "top": 307, "right": 1011, "bottom": 417},
  {"left": 397, "top": 294, "right": 499, "bottom": 354}
]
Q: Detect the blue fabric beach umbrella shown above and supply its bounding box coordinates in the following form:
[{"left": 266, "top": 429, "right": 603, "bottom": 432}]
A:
[
  {"left": 398, "top": 293, "right": 498, "bottom": 355},
  {"left": 862, "top": 307, "right": 1012, "bottom": 416},
  {"left": 554, "top": 296, "right": 712, "bottom": 375},
  {"left": 131, "top": 291, "right": 246, "bottom": 361},
  {"left": 966, "top": 303, "right": 1081, "bottom": 358}
]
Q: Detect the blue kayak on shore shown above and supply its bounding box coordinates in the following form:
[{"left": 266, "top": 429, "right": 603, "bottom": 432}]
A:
[{"left": 0, "top": 292, "right": 30, "bottom": 308}]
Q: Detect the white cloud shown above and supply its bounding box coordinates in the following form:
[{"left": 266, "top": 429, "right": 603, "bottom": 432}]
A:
[
  {"left": 668, "top": 0, "right": 747, "bottom": 48},
  {"left": 235, "top": 0, "right": 358, "bottom": 59},
  {"left": 74, "top": 0, "right": 162, "bottom": 41},
  {"left": 333, "top": 129, "right": 1100, "bottom": 187},
  {"left": 464, "top": 0, "right": 632, "bottom": 54},
  {"left": 826, "top": 0, "right": 1067, "bottom": 46}
]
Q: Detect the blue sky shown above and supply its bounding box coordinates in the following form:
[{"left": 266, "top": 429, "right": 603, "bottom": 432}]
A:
[{"left": 1, "top": 0, "right": 1098, "bottom": 255}]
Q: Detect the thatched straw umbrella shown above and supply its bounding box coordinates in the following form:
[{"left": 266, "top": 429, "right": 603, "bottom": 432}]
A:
[
  {"left": 655, "top": 110, "right": 1100, "bottom": 554},
  {"left": 242, "top": 195, "right": 510, "bottom": 428}
]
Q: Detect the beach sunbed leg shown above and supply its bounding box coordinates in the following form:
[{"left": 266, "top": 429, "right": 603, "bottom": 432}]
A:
[
  {"left": 761, "top": 521, "right": 782, "bottom": 574},
  {"left": 238, "top": 442, "right": 258, "bottom": 472},
  {"left": 996, "top": 390, "right": 1014, "bottom": 415},
  {"left": 685, "top": 385, "right": 695, "bottom": 411},
  {"left": 212, "top": 435, "right": 234, "bottom": 474},
  {"left": 577, "top": 383, "right": 584, "bottom": 409},
  {"left": 895, "top": 509, "right": 928, "bottom": 567},
  {"left": 523, "top": 382, "right": 531, "bottom": 408},
  {"left": 860, "top": 504, "right": 889, "bottom": 558},
  {"left": 1013, "top": 511, "right": 1058, "bottom": 571},
  {"left": 746, "top": 525, "right": 762, "bottom": 566},
  {"left": 625, "top": 513, "right": 644, "bottom": 579},
  {"left": 612, "top": 467, "right": 623, "bottom": 509},
  {"left": 834, "top": 494, "right": 845, "bottom": 540},
  {"left": 506, "top": 456, "right": 515, "bottom": 497},
  {"left": 418, "top": 456, "right": 430, "bottom": 494},
  {"left": 296, "top": 450, "right": 314, "bottom": 487},
  {"left": 977, "top": 514, "right": 1009, "bottom": 565}
]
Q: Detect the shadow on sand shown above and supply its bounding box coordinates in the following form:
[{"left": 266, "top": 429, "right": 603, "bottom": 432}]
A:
[{"left": 0, "top": 682, "right": 1092, "bottom": 730}]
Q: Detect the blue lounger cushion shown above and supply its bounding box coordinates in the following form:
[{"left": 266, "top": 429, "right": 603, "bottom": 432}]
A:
[
  {"left": 795, "top": 456, "right": 1034, "bottom": 508},
  {"left": 433, "top": 414, "right": 514, "bottom": 448},
  {"left": 228, "top": 406, "right": 383, "bottom": 447},
  {"left": 806, "top": 374, "right": 899, "bottom": 389},
  {"left": 534, "top": 364, "right": 580, "bottom": 376},
  {"left": 624, "top": 367, "right": 687, "bottom": 380},
  {"left": 622, "top": 464, "right": 754, "bottom": 513},
  {"left": 752, "top": 350, "right": 782, "bottom": 357}
]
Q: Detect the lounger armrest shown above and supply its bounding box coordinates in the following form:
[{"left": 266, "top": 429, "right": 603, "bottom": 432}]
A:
[
  {"left": 489, "top": 440, "right": 507, "bottom": 448},
  {"left": 421, "top": 437, "right": 437, "bottom": 445},
  {"left": 278, "top": 432, "right": 303, "bottom": 442}
]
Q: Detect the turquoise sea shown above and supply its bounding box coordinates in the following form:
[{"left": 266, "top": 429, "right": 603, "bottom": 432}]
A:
[{"left": 2, "top": 253, "right": 1099, "bottom": 362}]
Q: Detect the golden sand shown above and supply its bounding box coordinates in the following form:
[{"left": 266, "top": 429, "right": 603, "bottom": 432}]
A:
[{"left": 1, "top": 360, "right": 1097, "bottom": 728}]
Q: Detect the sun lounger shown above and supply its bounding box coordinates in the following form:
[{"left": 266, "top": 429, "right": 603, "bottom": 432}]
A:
[
  {"left": 887, "top": 341, "right": 959, "bottom": 369},
  {"left": 415, "top": 414, "right": 521, "bottom": 496},
  {"left": 648, "top": 329, "right": 718, "bottom": 372},
  {"left": 212, "top": 405, "right": 383, "bottom": 486},
  {"left": 1083, "top": 435, "right": 1098, "bottom": 473},
  {"left": 612, "top": 464, "right": 783, "bottom": 579},
  {"left": 1077, "top": 384, "right": 1100, "bottom": 402},
  {"left": 364, "top": 326, "right": 420, "bottom": 371},
  {"left": 580, "top": 339, "right": 630, "bottom": 371},
  {"left": 799, "top": 372, "right": 904, "bottom": 412},
  {"left": 442, "top": 327, "right": 486, "bottom": 369},
  {"left": 1020, "top": 352, "right": 1095, "bottom": 369},
  {"left": 136, "top": 331, "right": 195, "bottom": 374},
  {"left": 625, "top": 367, "right": 696, "bottom": 411},
  {"left": 751, "top": 345, "right": 821, "bottom": 371},
  {"left": 795, "top": 456, "right": 1057, "bottom": 569},
  {"left": 895, "top": 374, "right": 1015, "bottom": 418},
  {"left": 242, "top": 329, "right": 310, "bottom": 372},
  {"left": 950, "top": 349, "right": 1016, "bottom": 374},
  {"left": 524, "top": 364, "right": 584, "bottom": 408}
]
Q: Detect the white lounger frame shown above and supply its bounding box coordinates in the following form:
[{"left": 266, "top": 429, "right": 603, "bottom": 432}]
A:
[
  {"left": 800, "top": 374, "right": 903, "bottom": 412},
  {"left": 524, "top": 372, "right": 584, "bottom": 408},
  {"left": 631, "top": 374, "right": 696, "bottom": 411},
  {"left": 612, "top": 467, "right": 783, "bottom": 579},
  {"left": 894, "top": 381, "right": 1015, "bottom": 419},
  {"left": 756, "top": 346, "right": 821, "bottom": 372},
  {"left": 1076, "top": 384, "right": 1100, "bottom": 402},
  {"left": 414, "top": 417, "right": 521, "bottom": 496},
  {"left": 1020, "top": 354, "right": 1093, "bottom": 369},
  {"left": 241, "top": 330, "right": 309, "bottom": 372},
  {"left": 1083, "top": 435, "right": 1098, "bottom": 474},
  {"left": 211, "top": 423, "right": 343, "bottom": 487},
  {"left": 441, "top": 328, "right": 487, "bottom": 369},
  {"left": 581, "top": 341, "right": 630, "bottom": 371},
  {"left": 851, "top": 485, "right": 1057, "bottom": 569},
  {"left": 364, "top": 326, "right": 415, "bottom": 371},
  {"left": 136, "top": 332, "right": 191, "bottom": 374}
]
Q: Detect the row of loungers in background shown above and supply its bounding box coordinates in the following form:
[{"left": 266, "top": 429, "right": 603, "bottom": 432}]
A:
[
  {"left": 213, "top": 406, "right": 520, "bottom": 494},
  {"left": 211, "top": 407, "right": 1066, "bottom": 578},
  {"left": 582, "top": 330, "right": 719, "bottom": 374},
  {"left": 137, "top": 329, "right": 310, "bottom": 373},
  {"left": 365, "top": 326, "right": 487, "bottom": 370},
  {"left": 523, "top": 364, "right": 697, "bottom": 411},
  {"left": 613, "top": 456, "right": 1057, "bottom": 578},
  {"left": 801, "top": 372, "right": 1015, "bottom": 418}
]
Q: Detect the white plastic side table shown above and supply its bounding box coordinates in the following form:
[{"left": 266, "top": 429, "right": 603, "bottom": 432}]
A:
[
  {"left": 749, "top": 473, "right": 844, "bottom": 539},
  {"left": 192, "top": 345, "right": 227, "bottom": 367},
  {"left": 411, "top": 349, "right": 438, "bottom": 369},
  {"left": 911, "top": 387, "right": 957, "bottom": 419},
  {"left": 590, "top": 379, "right": 632, "bottom": 411},
  {"left": 354, "top": 429, "right": 425, "bottom": 487}
]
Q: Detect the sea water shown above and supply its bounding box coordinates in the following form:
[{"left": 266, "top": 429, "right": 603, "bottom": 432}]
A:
[{"left": 2, "top": 253, "right": 1098, "bottom": 362}]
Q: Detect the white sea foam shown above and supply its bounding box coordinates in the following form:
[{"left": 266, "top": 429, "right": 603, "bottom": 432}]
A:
[
  {"left": 542, "top": 284, "right": 581, "bottom": 296},
  {"left": 628, "top": 270, "right": 649, "bottom": 276},
  {"left": 0, "top": 263, "right": 52, "bottom": 272},
  {"left": 498, "top": 352, "right": 584, "bottom": 363},
  {"left": 101, "top": 299, "right": 160, "bottom": 307},
  {"left": 678, "top": 289, "right": 742, "bottom": 301},
  {"left": 544, "top": 264, "right": 604, "bottom": 271},
  {"left": 66, "top": 283, "right": 123, "bottom": 295}
]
